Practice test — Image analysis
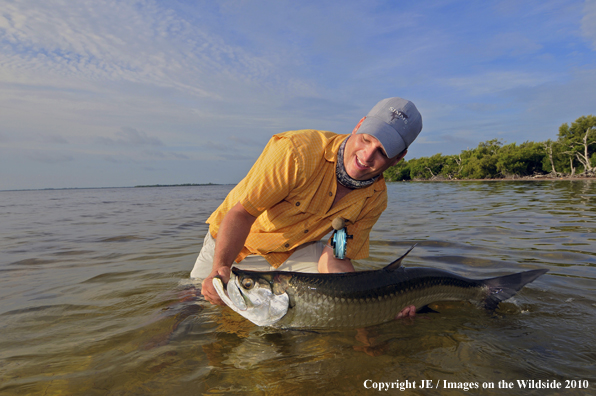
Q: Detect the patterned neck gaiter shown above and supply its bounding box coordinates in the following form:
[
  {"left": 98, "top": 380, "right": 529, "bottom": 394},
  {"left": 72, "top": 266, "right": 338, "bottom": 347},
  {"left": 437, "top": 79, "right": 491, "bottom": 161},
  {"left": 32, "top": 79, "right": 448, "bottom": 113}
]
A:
[{"left": 335, "top": 137, "right": 379, "bottom": 189}]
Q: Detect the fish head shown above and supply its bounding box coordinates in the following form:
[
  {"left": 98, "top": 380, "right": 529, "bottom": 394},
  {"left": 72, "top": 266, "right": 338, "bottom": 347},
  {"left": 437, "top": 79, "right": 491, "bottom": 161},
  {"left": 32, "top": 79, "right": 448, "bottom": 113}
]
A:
[{"left": 212, "top": 268, "right": 290, "bottom": 327}]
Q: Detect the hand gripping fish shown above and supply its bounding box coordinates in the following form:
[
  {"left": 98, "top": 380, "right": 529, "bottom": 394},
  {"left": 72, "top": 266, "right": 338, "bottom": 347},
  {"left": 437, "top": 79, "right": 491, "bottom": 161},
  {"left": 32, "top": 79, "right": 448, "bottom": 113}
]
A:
[{"left": 212, "top": 246, "right": 548, "bottom": 329}]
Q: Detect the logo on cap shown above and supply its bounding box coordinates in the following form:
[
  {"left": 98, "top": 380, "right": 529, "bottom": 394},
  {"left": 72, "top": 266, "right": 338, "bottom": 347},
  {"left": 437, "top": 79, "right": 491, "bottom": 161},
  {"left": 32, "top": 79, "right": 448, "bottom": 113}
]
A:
[{"left": 389, "top": 107, "right": 408, "bottom": 124}]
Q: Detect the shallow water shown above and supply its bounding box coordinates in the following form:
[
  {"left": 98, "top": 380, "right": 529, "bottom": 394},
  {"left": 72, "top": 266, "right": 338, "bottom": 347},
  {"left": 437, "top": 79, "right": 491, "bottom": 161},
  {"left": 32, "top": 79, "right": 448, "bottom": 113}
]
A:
[{"left": 1, "top": 181, "right": 595, "bottom": 395}]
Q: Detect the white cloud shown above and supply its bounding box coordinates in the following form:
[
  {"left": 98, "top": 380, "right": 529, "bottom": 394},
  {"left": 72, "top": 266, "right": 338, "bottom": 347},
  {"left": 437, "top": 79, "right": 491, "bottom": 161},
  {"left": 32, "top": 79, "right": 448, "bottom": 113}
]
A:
[
  {"left": 95, "top": 127, "right": 164, "bottom": 147},
  {"left": 40, "top": 134, "right": 69, "bottom": 144},
  {"left": 486, "top": 32, "right": 543, "bottom": 58},
  {"left": 581, "top": 0, "right": 596, "bottom": 49},
  {"left": 25, "top": 150, "right": 74, "bottom": 164},
  {"left": 1, "top": 0, "right": 595, "bottom": 189},
  {"left": 444, "top": 71, "right": 556, "bottom": 96},
  {"left": 0, "top": 0, "right": 293, "bottom": 102}
]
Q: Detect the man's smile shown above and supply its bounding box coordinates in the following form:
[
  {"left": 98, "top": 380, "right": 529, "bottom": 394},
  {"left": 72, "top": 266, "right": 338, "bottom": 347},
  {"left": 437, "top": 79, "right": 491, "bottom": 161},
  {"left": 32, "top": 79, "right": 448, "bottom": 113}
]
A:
[{"left": 355, "top": 156, "right": 370, "bottom": 170}]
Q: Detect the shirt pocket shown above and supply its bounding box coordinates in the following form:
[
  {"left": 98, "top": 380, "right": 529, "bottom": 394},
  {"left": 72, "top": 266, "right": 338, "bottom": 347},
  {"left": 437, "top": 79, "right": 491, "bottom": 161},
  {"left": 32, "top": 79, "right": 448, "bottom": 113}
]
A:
[{"left": 260, "top": 199, "right": 306, "bottom": 230}]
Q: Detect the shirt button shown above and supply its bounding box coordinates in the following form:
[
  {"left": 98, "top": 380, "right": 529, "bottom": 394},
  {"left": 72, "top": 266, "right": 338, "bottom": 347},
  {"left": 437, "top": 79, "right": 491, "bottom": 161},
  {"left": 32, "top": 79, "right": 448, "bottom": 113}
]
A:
[
  {"left": 295, "top": 202, "right": 300, "bottom": 206},
  {"left": 285, "top": 243, "right": 290, "bottom": 248},
  {"left": 304, "top": 229, "right": 309, "bottom": 233},
  {"left": 329, "top": 192, "right": 333, "bottom": 196}
]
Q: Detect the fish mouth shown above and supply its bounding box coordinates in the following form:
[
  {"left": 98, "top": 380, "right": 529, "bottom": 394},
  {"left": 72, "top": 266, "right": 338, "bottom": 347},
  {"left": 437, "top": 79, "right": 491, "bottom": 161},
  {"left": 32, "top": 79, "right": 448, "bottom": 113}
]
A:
[
  {"left": 227, "top": 276, "right": 248, "bottom": 311},
  {"left": 212, "top": 271, "right": 291, "bottom": 327},
  {"left": 212, "top": 274, "right": 247, "bottom": 311}
]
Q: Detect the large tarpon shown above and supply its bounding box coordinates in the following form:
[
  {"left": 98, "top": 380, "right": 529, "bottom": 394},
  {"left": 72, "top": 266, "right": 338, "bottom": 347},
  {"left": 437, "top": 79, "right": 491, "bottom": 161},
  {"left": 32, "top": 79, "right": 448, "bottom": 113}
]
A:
[{"left": 212, "top": 246, "right": 548, "bottom": 329}]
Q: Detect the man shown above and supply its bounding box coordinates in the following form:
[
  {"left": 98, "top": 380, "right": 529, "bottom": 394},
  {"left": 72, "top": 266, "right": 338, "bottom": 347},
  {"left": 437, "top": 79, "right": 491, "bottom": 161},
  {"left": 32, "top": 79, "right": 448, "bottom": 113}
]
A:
[{"left": 193, "top": 97, "right": 422, "bottom": 319}]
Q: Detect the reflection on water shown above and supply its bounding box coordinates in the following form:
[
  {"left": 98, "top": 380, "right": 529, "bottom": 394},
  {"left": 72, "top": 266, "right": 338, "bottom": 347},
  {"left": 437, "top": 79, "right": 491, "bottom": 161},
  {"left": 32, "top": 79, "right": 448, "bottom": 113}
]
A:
[{"left": 0, "top": 181, "right": 595, "bottom": 395}]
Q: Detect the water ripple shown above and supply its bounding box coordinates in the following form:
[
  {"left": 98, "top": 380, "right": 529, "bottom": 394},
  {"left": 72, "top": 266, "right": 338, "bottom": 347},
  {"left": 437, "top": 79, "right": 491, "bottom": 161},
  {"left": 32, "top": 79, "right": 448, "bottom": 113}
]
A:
[{"left": 1, "top": 183, "right": 595, "bottom": 394}]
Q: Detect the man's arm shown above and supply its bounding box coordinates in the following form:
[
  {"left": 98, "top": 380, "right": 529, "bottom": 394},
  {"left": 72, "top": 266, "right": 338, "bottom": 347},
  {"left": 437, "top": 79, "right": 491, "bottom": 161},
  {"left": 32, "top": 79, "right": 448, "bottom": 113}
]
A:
[
  {"left": 201, "top": 202, "right": 256, "bottom": 305},
  {"left": 318, "top": 245, "right": 355, "bottom": 273}
]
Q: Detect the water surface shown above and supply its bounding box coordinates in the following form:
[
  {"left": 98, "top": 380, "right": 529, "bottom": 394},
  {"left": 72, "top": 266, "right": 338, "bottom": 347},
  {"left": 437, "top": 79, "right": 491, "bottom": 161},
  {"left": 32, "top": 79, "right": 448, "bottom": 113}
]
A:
[{"left": 1, "top": 181, "right": 595, "bottom": 395}]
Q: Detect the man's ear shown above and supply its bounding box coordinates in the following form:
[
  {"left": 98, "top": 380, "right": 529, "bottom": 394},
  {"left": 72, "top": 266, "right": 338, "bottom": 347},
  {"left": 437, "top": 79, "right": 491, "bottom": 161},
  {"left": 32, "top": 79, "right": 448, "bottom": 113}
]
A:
[
  {"left": 351, "top": 117, "right": 366, "bottom": 134},
  {"left": 389, "top": 149, "right": 408, "bottom": 166}
]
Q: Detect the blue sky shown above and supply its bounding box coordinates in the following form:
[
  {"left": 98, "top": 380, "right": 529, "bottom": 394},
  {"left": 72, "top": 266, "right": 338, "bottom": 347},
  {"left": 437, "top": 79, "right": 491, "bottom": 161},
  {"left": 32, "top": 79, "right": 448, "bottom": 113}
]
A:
[{"left": 1, "top": 0, "right": 595, "bottom": 190}]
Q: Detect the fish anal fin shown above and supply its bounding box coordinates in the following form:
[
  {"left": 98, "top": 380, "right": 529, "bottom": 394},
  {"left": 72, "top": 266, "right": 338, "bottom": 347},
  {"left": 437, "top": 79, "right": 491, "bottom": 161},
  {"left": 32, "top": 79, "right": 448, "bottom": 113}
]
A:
[{"left": 383, "top": 244, "right": 417, "bottom": 271}]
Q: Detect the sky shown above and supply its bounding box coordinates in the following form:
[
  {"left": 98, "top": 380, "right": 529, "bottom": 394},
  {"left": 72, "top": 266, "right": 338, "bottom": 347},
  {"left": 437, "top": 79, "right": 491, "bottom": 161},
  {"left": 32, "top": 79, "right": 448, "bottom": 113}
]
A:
[{"left": 1, "top": 0, "right": 595, "bottom": 190}]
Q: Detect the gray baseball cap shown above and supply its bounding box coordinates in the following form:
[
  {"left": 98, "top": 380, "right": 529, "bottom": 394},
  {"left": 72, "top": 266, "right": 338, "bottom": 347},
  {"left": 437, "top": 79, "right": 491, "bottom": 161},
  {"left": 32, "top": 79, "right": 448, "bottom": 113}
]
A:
[{"left": 356, "top": 97, "right": 423, "bottom": 158}]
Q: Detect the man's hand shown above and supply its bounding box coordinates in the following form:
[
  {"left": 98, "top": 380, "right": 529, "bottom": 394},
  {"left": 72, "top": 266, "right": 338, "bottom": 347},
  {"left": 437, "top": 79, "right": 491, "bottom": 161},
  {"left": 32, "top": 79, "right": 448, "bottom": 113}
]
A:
[
  {"left": 396, "top": 305, "right": 416, "bottom": 319},
  {"left": 201, "top": 266, "right": 231, "bottom": 306}
]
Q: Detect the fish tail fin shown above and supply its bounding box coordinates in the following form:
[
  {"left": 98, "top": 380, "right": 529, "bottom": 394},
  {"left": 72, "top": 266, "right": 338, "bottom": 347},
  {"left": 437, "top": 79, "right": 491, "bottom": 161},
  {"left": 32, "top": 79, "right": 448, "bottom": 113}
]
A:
[{"left": 482, "top": 269, "right": 548, "bottom": 310}]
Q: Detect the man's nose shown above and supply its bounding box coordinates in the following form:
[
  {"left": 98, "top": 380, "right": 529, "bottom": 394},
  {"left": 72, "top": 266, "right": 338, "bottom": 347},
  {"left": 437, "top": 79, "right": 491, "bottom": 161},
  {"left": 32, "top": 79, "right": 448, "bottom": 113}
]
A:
[{"left": 361, "top": 145, "right": 376, "bottom": 163}]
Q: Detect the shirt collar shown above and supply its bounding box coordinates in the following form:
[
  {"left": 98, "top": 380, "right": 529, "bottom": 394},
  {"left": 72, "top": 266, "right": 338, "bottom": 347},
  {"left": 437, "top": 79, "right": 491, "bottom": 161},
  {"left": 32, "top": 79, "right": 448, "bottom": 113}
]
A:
[{"left": 324, "top": 134, "right": 349, "bottom": 162}]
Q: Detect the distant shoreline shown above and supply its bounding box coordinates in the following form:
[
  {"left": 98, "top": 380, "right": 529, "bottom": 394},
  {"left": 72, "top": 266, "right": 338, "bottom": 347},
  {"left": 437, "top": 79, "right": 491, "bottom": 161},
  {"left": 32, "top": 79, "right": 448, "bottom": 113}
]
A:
[
  {"left": 134, "top": 183, "right": 224, "bottom": 188},
  {"left": 398, "top": 174, "right": 596, "bottom": 182},
  {"left": 3, "top": 176, "right": 595, "bottom": 192},
  {"left": 0, "top": 184, "right": 232, "bottom": 192}
]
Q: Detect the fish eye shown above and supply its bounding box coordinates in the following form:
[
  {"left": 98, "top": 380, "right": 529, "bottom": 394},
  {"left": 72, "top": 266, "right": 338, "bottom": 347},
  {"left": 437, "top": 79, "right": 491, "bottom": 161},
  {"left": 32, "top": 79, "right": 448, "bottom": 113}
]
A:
[{"left": 241, "top": 278, "right": 255, "bottom": 289}]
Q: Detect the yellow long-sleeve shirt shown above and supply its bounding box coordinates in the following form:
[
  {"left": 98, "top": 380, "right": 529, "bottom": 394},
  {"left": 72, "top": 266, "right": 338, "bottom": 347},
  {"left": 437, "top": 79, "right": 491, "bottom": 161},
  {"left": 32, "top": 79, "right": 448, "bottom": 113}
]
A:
[{"left": 207, "top": 129, "right": 388, "bottom": 268}]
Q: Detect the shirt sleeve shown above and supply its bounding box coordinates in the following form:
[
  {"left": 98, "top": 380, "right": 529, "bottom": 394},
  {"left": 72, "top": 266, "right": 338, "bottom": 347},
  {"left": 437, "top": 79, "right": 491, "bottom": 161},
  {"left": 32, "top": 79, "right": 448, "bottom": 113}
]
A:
[
  {"left": 344, "top": 189, "right": 388, "bottom": 260},
  {"left": 238, "top": 135, "right": 303, "bottom": 217}
]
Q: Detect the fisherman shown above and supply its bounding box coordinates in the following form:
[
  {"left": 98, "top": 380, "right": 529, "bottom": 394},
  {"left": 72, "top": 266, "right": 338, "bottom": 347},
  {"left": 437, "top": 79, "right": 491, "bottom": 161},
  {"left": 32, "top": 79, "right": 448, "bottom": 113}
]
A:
[{"left": 193, "top": 97, "right": 423, "bottom": 319}]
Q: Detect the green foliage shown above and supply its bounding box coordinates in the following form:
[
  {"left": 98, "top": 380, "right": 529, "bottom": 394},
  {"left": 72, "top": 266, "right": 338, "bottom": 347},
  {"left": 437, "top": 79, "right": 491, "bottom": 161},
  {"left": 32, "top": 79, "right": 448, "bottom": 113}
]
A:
[
  {"left": 438, "top": 155, "right": 461, "bottom": 179},
  {"left": 557, "top": 115, "right": 596, "bottom": 173},
  {"left": 496, "top": 141, "right": 544, "bottom": 176},
  {"left": 384, "top": 115, "right": 596, "bottom": 181},
  {"left": 383, "top": 159, "right": 411, "bottom": 181},
  {"left": 541, "top": 139, "right": 566, "bottom": 174},
  {"left": 408, "top": 153, "right": 444, "bottom": 179},
  {"left": 558, "top": 115, "right": 596, "bottom": 142}
]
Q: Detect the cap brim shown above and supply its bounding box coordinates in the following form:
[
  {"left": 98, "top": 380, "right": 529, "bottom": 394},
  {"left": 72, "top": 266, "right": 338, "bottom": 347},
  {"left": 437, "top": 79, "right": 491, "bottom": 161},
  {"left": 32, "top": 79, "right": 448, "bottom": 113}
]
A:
[{"left": 357, "top": 116, "right": 407, "bottom": 158}]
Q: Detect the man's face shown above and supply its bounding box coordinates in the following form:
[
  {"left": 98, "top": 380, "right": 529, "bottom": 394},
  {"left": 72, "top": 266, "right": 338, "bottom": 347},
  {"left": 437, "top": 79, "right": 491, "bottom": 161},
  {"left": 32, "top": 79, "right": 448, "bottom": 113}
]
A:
[{"left": 343, "top": 131, "right": 406, "bottom": 181}]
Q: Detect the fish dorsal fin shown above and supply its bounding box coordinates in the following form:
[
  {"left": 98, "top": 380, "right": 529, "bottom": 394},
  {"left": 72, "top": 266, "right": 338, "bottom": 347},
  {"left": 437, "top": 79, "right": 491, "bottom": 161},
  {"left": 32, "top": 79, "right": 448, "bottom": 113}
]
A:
[{"left": 383, "top": 244, "right": 417, "bottom": 271}]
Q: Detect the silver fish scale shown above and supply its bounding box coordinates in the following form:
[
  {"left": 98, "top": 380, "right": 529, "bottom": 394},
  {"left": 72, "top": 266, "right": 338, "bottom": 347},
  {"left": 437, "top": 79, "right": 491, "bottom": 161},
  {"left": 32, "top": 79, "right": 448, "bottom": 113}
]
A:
[
  {"left": 225, "top": 264, "right": 547, "bottom": 329},
  {"left": 274, "top": 274, "right": 489, "bottom": 329}
]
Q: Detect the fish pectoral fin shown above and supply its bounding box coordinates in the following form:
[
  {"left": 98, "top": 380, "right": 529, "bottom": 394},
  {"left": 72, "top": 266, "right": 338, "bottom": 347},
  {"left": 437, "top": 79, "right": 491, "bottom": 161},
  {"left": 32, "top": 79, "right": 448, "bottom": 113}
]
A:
[
  {"left": 416, "top": 305, "right": 440, "bottom": 314},
  {"left": 383, "top": 244, "right": 417, "bottom": 271}
]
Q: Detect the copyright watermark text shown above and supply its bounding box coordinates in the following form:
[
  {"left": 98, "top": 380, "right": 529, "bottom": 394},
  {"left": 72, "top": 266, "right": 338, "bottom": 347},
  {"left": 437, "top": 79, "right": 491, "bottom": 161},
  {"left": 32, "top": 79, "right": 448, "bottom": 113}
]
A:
[{"left": 363, "top": 379, "right": 590, "bottom": 392}]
